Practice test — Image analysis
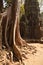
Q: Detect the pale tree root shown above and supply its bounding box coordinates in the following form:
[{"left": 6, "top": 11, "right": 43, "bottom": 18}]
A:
[
  {"left": 1, "top": 15, "right": 22, "bottom": 59},
  {"left": 2, "top": 13, "right": 27, "bottom": 65},
  {"left": 7, "top": 21, "right": 25, "bottom": 65},
  {"left": 15, "top": 18, "right": 27, "bottom": 47},
  {"left": 2, "top": 5, "right": 27, "bottom": 65}
]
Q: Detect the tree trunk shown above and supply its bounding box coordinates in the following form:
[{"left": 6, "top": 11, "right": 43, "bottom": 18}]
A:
[
  {"left": 2, "top": 0, "right": 26, "bottom": 64},
  {"left": 0, "top": 0, "right": 3, "bottom": 13}
]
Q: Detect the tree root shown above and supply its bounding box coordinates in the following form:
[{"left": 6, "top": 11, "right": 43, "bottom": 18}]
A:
[{"left": 2, "top": 1, "right": 27, "bottom": 65}]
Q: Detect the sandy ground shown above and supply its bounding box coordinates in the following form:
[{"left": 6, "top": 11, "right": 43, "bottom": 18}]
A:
[
  {"left": 23, "top": 43, "right": 43, "bottom": 65},
  {"left": 0, "top": 43, "right": 43, "bottom": 65}
]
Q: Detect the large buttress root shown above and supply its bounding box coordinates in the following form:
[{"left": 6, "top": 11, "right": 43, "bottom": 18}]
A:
[
  {"left": 2, "top": 8, "right": 22, "bottom": 62},
  {"left": 15, "top": 18, "right": 26, "bottom": 47},
  {"left": 2, "top": 0, "right": 26, "bottom": 64}
]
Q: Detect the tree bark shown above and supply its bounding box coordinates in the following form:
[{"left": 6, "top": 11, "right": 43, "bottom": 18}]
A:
[
  {"left": 0, "top": 0, "right": 3, "bottom": 13},
  {"left": 2, "top": 0, "right": 26, "bottom": 64}
]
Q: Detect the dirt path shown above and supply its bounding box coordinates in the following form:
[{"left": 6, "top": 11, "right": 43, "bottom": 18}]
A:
[{"left": 23, "top": 43, "right": 43, "bottom": 65}]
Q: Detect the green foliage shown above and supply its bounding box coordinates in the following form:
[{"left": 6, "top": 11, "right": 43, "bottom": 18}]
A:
[
  {"left": 4, "top": 0, "right": 12, "bottom": 8},
  {"left": 41, "top": 12, "right": 43, "bottom": 16},
  {"left": 5, "top": 0, "right": 12, "bottom": 3},
  {"left": 20, "top": 4, "right": 25, "bottom": 16}
]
